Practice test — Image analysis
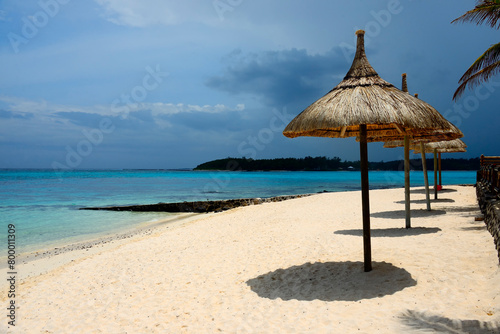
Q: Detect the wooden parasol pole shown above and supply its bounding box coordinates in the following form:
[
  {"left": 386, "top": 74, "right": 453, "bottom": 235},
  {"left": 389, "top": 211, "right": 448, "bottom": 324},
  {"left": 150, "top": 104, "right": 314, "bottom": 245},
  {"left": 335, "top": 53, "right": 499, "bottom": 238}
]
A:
[
  {"left": 403, "top": 74, "right": 411, "bottom": 229},
  {"left": 359, "top": 124, "right": 372, "bottom": 272},
  {"left": 434, "top": 148, "right": 438, "bottom": 200},
  {"left": 420, "top": 142, "right": 431, "bottom": 211},
  {"left": 404, "top": 135, "right": 411, "bottom": 228},
  {"left": 414, "top": 92, "right": 431, "bottom": 211},
  {"left": 439, "top": 152, "right": 442, "bottom": 187}
]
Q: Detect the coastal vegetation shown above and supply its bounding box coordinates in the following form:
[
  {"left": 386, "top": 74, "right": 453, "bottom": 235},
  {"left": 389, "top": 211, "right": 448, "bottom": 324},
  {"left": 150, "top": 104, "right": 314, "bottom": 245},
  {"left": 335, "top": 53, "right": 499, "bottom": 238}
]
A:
[{"left": 194, "top": 156, "right": 480, "bottom": 171}]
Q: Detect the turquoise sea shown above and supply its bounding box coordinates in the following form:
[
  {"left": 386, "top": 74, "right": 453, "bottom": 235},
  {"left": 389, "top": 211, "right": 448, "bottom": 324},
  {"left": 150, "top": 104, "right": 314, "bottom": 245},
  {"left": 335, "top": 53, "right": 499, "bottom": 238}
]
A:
[{"left": 0, "top": 169, "right": 476, "bottom": 254}]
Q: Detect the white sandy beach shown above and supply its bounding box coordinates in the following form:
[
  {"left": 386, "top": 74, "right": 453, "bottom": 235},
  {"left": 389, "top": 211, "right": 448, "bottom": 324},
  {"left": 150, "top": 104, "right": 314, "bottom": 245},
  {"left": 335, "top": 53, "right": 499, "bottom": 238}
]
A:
[{"left": 3, "top": 185, "right": 500, "bottom": 333}]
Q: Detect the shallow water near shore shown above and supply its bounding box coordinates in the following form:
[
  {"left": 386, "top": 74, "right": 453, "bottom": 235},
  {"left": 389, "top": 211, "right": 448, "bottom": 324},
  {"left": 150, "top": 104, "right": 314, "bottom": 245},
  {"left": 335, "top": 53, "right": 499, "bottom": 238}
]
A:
[{"left": 0, "top": 169, "right": 476, "bottom": 254}]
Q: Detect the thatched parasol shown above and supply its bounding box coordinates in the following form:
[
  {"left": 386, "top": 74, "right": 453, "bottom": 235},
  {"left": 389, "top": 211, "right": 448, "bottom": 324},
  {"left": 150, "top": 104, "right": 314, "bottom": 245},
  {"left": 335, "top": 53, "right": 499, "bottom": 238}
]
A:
[
  {"left": 383, "top": 78, "right": 463, "bottom": 214},
  {"left": 283, "top": 37, "right": 462, "bottom": 142},
  {"left": 383, "top": 73, "right": 463, "bottom": 215},
  {"left": 283, "top": 30, "right": 463, "bottom": 272},
  {"left": 412, "top": 139, "right": 467, "bottom": 154},
  {"left": 413, "top": 139, "right": 467, "bottom": 199},
  {"left": 381, "top": 74, "right": 438, "bottom": 225}
]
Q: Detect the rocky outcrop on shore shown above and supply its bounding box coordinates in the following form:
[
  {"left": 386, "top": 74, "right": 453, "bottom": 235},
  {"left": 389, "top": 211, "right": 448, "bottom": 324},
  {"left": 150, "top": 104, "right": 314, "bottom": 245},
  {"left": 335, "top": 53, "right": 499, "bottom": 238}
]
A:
[{"left": 80, "top": 194, "right": 314, "bottom": 213}]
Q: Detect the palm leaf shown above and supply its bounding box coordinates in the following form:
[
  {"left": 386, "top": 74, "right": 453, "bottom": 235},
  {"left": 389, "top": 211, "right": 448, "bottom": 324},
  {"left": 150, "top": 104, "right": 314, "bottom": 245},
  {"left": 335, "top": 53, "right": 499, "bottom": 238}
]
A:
[
  {"left": 453, "top": 60, "right": 500, "bottom": 100},
  {"left": 459, "top": 42, "right": 500, "bottom": 82},
  {"left": 452, "top": 0, "right": 500, "bottom": 29}
]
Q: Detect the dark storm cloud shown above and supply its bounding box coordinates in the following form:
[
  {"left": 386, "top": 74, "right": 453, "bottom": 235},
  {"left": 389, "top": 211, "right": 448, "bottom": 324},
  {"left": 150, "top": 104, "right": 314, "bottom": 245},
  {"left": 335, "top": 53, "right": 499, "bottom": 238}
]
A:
[
  {"left": 161, "top": 109, "right": 258, "bottom": 132},
  {"left": 55, "top": 111, "right": 105, "bottom": 127},
  {"left": 0, "top": 110, "right": 34, "bottom": 120},
  {"left": 55, "top": 108, "right": 248, "bottom": 134},
  {"left": 206, "top": 47, "right": 348, "bottom": 107}
]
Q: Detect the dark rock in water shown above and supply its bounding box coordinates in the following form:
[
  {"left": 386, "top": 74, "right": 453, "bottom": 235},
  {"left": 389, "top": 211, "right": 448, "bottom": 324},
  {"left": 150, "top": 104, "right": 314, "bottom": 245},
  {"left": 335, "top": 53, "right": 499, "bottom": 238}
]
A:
[{"left": 79, "top": 194, "right": 312, "bottom": 213}]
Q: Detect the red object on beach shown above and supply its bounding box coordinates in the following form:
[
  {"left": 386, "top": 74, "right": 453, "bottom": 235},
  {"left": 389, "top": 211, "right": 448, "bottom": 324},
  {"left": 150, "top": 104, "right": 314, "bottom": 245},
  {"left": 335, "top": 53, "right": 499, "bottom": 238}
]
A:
[{"left": 437, "top": 185, "right": 443, "bottom": 191}]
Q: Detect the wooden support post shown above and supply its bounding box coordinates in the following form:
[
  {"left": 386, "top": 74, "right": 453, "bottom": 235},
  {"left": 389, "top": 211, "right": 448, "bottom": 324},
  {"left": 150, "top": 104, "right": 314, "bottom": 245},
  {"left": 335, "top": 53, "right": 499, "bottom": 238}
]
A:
[
  {"left": 434, "top": 148, "right": 438, "bottom": 200},
  {"left": 359, "top": 124, "right": 372, "bottom": 272},
  {"left": 340, "top": 126, "right": 347, "bottom": 137},
  {"left": 404, "top": 135, "right": 411, "bottom": 229},
  {"left": 438, "top": 152, "right": 442, "bottom": 187},
  {"left": 420, "top": 143, "right": 431, "bottom": 211}
]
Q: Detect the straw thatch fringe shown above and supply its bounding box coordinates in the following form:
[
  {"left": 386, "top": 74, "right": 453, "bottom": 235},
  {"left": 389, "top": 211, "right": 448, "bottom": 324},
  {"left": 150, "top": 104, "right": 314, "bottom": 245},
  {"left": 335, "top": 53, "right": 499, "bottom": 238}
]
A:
[
  {"left": 412, "top": 139, "right": 467, "bottom": 154},
  {"left": 385, "top": 139, "right": 467, "bottom": 153}
]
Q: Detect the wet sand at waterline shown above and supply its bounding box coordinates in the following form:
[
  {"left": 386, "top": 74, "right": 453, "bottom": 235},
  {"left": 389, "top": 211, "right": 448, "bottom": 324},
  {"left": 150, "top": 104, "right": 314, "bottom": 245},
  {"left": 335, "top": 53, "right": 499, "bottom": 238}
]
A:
[{"left": 2, "top": 185, "right": 499, "bottom": 333}]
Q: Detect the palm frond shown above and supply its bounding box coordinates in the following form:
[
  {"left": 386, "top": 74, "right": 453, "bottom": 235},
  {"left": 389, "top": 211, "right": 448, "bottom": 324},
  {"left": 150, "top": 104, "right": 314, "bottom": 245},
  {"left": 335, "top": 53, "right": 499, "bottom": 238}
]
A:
[
  {"left": 459, "top": 42, "right": 500, "bottom": 83},
  {"left": 453, "top": 61, "right": 500, "bottom": 100},
  {"left": 452, "top": 0, "right": 500, "bottom": 29}
]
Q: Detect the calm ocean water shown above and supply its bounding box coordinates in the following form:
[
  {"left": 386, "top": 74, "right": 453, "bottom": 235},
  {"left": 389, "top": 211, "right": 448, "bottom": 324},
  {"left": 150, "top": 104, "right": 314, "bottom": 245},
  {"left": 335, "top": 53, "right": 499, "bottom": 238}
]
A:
[{"left": 0, "top": 169, "right": 476, "bottom": 254}]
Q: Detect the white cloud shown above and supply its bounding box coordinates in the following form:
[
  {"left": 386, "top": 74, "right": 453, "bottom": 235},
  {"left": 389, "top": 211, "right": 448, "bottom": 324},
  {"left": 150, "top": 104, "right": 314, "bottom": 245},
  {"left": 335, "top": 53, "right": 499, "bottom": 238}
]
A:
[
  {"left": 0, "top": 96, "right": 50, "bottom": 114},
  {"left": 148, "top": 103, "right": 244, "bottom": 116},
  {"left": 93, "top": 0, "right": 216, "bottom": 27},
  {"left": 0, "top": 96, "right": 244, "bottom": 118}
]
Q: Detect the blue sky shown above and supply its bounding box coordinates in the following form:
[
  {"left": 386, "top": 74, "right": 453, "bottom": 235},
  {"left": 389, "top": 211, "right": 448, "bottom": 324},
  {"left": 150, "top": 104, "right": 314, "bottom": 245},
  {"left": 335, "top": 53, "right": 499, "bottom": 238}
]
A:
[{"left": 0, "top": 0, "right": 499, "bottom": 169}]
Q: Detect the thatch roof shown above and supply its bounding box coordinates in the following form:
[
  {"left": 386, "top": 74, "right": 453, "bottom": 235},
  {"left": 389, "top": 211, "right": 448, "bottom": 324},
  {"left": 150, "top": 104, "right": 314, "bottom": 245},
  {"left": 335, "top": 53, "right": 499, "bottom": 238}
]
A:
[
  {"left": 384, "top": 139, "right": 467, "bottom": 153},
  {"left": 412, "top": 139, "right": 467, "bottom": 154},
  {"left": 283, "top": 30, "right": 463, "bottom": 142}
]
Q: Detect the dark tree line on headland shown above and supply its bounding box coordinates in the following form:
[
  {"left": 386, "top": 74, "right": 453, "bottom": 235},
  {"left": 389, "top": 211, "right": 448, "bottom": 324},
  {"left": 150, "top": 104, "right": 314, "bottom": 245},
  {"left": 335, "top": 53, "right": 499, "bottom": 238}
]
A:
[{"left": 194, "top": 156, "right": 480, "bottom": 171}]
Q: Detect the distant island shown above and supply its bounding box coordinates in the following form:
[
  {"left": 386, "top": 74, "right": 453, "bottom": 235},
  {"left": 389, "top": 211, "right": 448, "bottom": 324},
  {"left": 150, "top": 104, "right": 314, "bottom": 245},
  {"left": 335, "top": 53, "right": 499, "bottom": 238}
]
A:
[{"left": 194, "top": 156, "right": 480, "bottom": 171}]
